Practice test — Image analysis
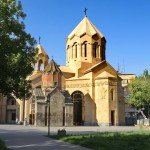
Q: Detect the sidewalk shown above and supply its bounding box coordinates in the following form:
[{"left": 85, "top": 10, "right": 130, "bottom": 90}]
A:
[
  {"left": 0, "top": 125, "right": 143, "bottom": 150},
  {"left": 0, "top": 125, "right": 91, "bottom": 150}
]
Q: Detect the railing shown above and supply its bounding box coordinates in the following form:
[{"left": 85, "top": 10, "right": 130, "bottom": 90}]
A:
[{"left": 137, "top": 118, "right": 150, "bottom": 126}]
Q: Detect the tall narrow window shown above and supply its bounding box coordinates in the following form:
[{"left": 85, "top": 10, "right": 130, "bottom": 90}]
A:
[
  {"left": 75, "top": 44, "right": 77, "bottom": 58},
  {"left": 93, "top": 42, "right": 98, "bottom": 58},
  {"left": 93, "top": 44, "right": 96, "bottom": 58},
  {"left": 73, "top": 43, "right": 77, "bottom": 59},
  {"left": 38, "top": 59, "right": 44, "bottom": 71},
  {"left": 82, "top": 41, "right": 87, "bottom": 57},
  {"left": 101, "top": 46, "right": 106, "bottom": 60},
  {"left": 34, "top": 63, "right": 38, "bottom": 71},
  {"left": 110, "top": 89, "right": 114, "bottom": 101}
]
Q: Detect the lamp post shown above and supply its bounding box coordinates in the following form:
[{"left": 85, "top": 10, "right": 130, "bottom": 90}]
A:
[
  {"left": 45, "top": 93, "right": 51, "bottom": 136},
  {"left": 148, "top": 103, "right": 150, "bottom": 126}
]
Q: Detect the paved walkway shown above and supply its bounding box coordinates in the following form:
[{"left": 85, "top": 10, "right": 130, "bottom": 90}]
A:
[
  {"left": 0, "top": 125, "right": 143, "bottom": 150},
  {"left": 0, "top": 125, "right": 91, "bottom": 150}
]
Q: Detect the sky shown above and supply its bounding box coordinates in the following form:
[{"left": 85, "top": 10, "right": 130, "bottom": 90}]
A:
[{"left": 20, "top": 0, "right": 150, "bottom": 75}]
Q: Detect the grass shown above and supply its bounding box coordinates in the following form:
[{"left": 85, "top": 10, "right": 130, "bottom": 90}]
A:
[
  {"left": 50, "top": 131, "right": 150, "bottom": 150},
  {"left": 0, "top": 139, "right": 7, "bottom": 150}
]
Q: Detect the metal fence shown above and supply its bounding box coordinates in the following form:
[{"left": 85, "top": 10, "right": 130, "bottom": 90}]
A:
[{"left": 137, "top": 118, "right": 150, "bottom": 126}]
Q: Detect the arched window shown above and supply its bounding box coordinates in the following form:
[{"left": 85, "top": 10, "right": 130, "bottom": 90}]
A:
[
  {"left": 93, "top": 42, "right": 98, "bottom": 58},
  {"left": 101, "top": 45, "right": 106, "bottom": 61},
  {"left": 73, "top": 43, "right": 77, "bottom": 58},
  {"left": 34, "top": 63, "right": 38, "bottom": 71},
  {"left": 75, "top": 44, "right": 77, "bottom": 58},
  {"left": 110, "top": 89, "right": 114, "bottom": 101},
  {"left": 38, "top": 59, "right": 44, "bottom": 71},
  {"left": 82, "top": 41, "right": 87, "bottom": 57},
  {"left": 67, "top": 45, "right": 70, "bottom": 49}
]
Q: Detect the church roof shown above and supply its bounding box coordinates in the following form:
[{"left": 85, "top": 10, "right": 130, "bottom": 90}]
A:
[
  {"left": 33, "top": 87, "right": 73, "bottom": 104},
  {"left": 36, "top": 44, "right": 48, "bottom": 56},
  {"left": 68, "top": 16, "right": 104, "bottom": 39},
  {"left": 33, "top": 88, "right": 45, "bottom": 99},
  {"left": 84, "top": 60, "right": 118, "bottom": 75},
  {"left": 28, "top": 71, "right": 42, "bottom": 80},
  {"left": 96, "top": 71, "right": 116, "bottom": 78},
  {"left": 59, "top": 66, "right": 75, "bottom": 74},
  {"left": 44, "top": 59, "right": 62, "bottom": 73}
]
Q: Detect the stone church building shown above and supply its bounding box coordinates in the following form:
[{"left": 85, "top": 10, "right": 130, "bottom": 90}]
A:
[{"left": 0, "top": 16, "right": 135, "bottom": 126}]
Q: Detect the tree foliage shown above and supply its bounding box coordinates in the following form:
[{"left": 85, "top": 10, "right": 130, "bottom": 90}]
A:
[
  {"left": 0, "top": 0, "right": 37, "bottom": 98},
  {"left": 128, "top": 70, "right": 150, "bottom": 109}
]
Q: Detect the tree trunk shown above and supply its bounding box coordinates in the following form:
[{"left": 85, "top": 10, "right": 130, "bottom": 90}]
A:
[{"left": 22, "top": 97, "right": 25, "bottom": 121}]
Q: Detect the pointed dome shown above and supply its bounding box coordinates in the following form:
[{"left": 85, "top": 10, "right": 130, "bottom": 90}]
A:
[
  {"left": 36, "top": 44, "right": 48, "bottom": 56},
  {"left": 68, "top": 17, "right": 104, "bottom": 39},
  {"left": 44, "top": 59, "right": 61, "bottom": 73}
]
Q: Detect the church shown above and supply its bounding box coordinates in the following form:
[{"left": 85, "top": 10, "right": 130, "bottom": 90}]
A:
[{"left": 0, "top": 15, "right": 135, "bottom": 126}]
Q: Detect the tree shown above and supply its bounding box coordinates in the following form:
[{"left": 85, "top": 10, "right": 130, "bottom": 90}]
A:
[
  {"left": 0, "top": 0, "right": 37, "bottom": 98},
  {"left": 128, "top": 70, "right": 150, "bottom": 118}
]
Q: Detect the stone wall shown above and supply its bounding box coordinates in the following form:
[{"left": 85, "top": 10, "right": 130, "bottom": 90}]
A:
[
  {"left": 49, "top": 91, "right": 65, "bottom": 126},
  {"left": 35, "top": 90, "right": 73, "bottom": 126},
  {"left": 36, "top": 103, "right": 46, "bottom": 126},
  {"left": 65, "top": 103, "right": 73, "bottom": 126}
]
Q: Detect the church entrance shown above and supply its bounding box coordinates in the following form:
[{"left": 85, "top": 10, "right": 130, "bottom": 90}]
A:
[
  {"left": 111, "top": 110, "right": 115, "bottom": 126},
  {"left": 71, "top": 91, "right": 83, "bottom": 125}
]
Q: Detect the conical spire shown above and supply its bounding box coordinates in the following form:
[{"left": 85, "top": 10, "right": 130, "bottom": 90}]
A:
[{"left": 68, "top": 17, "right": 104, "bottom": 39}]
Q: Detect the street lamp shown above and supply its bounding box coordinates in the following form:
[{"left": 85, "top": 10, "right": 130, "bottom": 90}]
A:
[{"left": 45, "top": 93, "right": 51, "bottom": 136}]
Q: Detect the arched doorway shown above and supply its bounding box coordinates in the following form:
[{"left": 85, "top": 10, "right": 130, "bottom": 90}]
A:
[{"left": 71, "top": 91, "right": 83, "bottom": 125}]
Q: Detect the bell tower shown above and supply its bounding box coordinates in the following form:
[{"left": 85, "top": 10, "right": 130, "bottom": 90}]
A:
[
  {"left": 66, "top": 16, "right": 106, "bottom": 71},
  {"left": 34, "top": 44, "right": 49, "bottom": 72}
]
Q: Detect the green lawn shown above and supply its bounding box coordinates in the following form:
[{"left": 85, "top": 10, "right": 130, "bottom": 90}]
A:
[
  {"left": 50, "top": 131, "right": 150, "bottom": 150},
  {"left": 0, "top": 139, "right": 7, "bottom": 150}
]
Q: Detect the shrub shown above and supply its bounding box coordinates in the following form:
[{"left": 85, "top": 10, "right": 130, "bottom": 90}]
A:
[{"left": 0, "top": 139, "right": 7, "bottom": 150}]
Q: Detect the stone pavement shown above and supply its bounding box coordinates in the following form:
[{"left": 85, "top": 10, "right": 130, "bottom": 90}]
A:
[
  {"left": 0, "top": 125, "right": 142, "bottom": 150},
  {"left": 0, "top": 125, "right": 91, "bottom": 150}
]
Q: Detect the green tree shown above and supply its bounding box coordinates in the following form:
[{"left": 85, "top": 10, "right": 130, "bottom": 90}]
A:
[
  {"left": 128, "top": 70, "right": 150, "bottom": 117},
  {"left": 0, "top": 0, "right": 37, "bottom": 98}
]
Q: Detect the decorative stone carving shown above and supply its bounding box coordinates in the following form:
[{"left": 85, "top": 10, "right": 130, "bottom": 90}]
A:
[
  {"left": 100, "top": 87, "right": 107, "bottom": 99},
  {"left": 65, "top": 81, "right": 110, "bottom": 88}
]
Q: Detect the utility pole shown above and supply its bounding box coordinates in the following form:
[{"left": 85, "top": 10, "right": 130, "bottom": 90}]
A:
[
  {"left": 48, "top": 100, "right": 50, "bottom": 136},
  {"left": 45, "top": 92, "right": 51, "bottom": 136}
]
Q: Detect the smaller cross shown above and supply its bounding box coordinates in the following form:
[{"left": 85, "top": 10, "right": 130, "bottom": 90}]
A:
[
  {"left": 84, "top": 8, "right": 88, "bottom": 16},
  {"left": 38, "top": 36, "right": 41, "bottom": 44}
]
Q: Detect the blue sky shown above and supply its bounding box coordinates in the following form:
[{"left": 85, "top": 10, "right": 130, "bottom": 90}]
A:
[{"left": 21, "top": 0, "right": 150, "bottom": 75}]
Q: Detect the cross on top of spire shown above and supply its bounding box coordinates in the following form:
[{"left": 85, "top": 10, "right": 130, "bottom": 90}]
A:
[{"left": 84, "top": 8, "right": 88, "bottom": 17}]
